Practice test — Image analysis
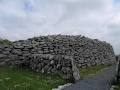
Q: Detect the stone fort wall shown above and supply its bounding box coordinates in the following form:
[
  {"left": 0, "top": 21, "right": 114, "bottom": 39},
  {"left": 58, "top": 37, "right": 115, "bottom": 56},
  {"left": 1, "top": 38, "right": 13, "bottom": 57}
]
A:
[{"left": 0, "top": 35, "right": 116, "bottom": 80}]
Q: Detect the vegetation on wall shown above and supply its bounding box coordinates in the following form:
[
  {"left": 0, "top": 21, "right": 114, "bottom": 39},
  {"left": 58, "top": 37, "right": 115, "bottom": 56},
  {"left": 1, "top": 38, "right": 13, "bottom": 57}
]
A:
[{"left": 0, "top": 39, "right": 12, "bottom": 45}]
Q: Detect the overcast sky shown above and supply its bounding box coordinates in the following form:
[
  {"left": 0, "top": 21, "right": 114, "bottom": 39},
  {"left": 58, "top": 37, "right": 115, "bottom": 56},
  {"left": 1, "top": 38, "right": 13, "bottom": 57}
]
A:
[{"left": 0, "top": 0, "right": 120, "bottom": 54}]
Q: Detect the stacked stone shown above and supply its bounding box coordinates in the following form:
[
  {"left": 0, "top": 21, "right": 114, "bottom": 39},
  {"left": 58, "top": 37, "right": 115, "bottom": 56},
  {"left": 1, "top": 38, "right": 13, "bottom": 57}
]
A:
[
  {"left": 0, "top": 35, "right": 116, "bottom": 80},
  {"left": 15, "top": 35, "right": 114, "bottom": 67},
  {"left": 29, "top": 54, "right": 73, "bottom": 78},
  {"left": 0, "top": 45, "right": 12, "bottom": 66}
]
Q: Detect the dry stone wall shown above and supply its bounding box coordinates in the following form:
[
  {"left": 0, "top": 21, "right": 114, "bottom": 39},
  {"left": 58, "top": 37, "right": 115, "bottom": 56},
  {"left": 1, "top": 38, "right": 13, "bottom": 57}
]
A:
[{"left": 0, "top": 35, "right": 116, "bottom": 80}]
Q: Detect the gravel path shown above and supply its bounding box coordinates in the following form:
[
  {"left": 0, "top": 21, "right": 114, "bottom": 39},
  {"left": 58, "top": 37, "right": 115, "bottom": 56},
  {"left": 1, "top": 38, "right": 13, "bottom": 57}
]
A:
[{"left": 63, "top": 66, "right": 116, "bottom": 90}]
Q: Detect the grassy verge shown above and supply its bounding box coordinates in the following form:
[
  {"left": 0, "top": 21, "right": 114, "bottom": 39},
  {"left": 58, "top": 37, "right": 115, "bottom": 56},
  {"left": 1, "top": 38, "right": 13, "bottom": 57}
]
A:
[
  {"left": 80, "top": 64, "right": 111, "bottom": 78},
  {"left": 0, "top": 66, "right": 67, "bottom": 90},
  {"left": 0, "top": 64, "right": 111, "bottom": 90}
]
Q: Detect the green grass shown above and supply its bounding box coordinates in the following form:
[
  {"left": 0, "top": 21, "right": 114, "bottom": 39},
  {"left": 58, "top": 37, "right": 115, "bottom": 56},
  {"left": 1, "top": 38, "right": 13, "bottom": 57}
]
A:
[
  {"left": 0, "top": 64, "right": 111, "bottom": 90},
  {"left": 0, "top": 39, "right": 12, "bottom": 45},
  {"left": 80, "top": 64, "right": 111, "bottom": 78},
  {"left": 115, "top": 86, "right": 120, "bottom": 90},
  {"left": 115, "top": 87, "right": 120, "bottom": 90},
  {"left": 112, "top": 84, "right": 120, "bottom": 90},
  {"left": 0, "top": 66, "right": 67, "bottom": 90}
]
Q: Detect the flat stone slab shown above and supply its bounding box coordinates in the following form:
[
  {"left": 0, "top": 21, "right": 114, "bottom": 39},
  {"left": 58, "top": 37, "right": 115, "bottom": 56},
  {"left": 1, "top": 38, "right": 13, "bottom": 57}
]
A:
[{"left": 63, "top": 66, "right": 116, "bottom": 90}]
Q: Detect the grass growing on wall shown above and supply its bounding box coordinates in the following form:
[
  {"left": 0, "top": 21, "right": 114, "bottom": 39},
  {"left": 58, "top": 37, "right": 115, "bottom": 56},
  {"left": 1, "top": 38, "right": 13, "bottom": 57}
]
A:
[
  {"left": 80, "top": 64, "right": 111, "bottom": 78},
  {"left": 0, "top": 39, "right": 12, "bottom": 45},
  {"left": 0, "top": 66, "right": 68, "bottom": 90}
]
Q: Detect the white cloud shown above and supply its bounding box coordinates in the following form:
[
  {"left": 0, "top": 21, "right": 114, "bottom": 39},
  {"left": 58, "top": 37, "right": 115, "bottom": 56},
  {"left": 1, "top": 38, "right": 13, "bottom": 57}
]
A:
[{"left": 0, "top": 0, "right": 120, "bottom": 54}]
